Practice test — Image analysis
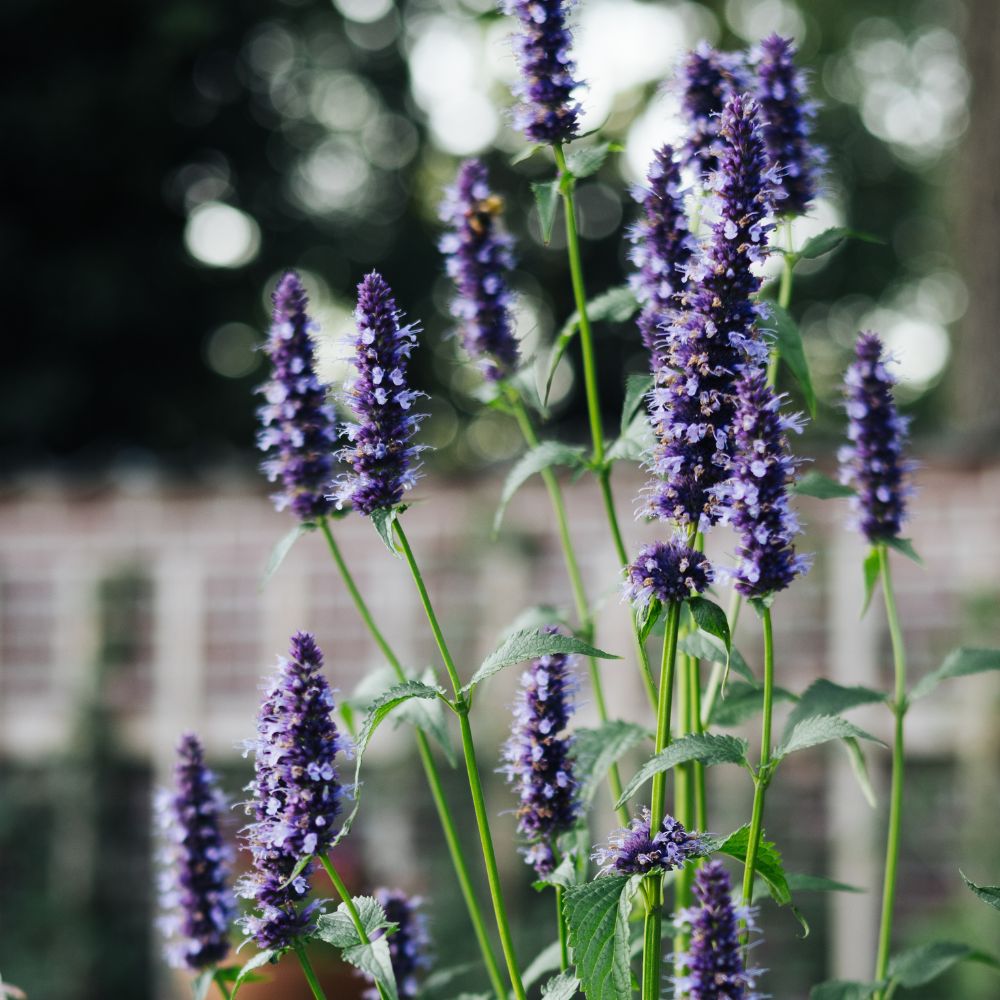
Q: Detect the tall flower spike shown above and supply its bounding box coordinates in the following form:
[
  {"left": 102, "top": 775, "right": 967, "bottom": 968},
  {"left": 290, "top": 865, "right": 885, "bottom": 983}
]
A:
[
  {"left": 155, "top": 732, "right": 234, "bottom": 970},
  {"left": 838, "top": 331, "right": 913, "bottom": 543},
  {"left": 679, "top": 43, "right": 748, "bottom": 176},
  {"left": 754, "top": 34, "right": 823, "bottom": 217},
  {"left": 647, "top": 94, "right": 779, "bottom": 529},
  {"left": 439, "top": 160, "right": 520, "bottom": 382},
  {"left": 624, "top": 539, "right": 712, "bottom": 610},
  {"left": 501, "top": 627, "right": 580, "bottom": 876},
  {"left": 628, "top": 145, "right": 696, "bottom": 369},
  {"left": 674, "top": 860, "right": 761, "bottom": 1000},
  {"left": 594, "top": 808, "right": 702, "bottom": 876},
  {"left": 257, "top": 271, "right": 339, "bottom": 520},
  {"left": 361, "top": 890, "right": 433, "bottom": 1000},
  {"left": 503, "top": 0, "right": 581, "bottom": 145},
  {"left": 715, "top": 367, "right": 809, "bottom": 598},
  {"left": 337, "top": 272, "right": 425, "bottom": 515}
]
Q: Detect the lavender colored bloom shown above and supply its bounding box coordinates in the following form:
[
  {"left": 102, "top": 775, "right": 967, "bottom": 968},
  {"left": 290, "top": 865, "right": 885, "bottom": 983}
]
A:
[
  {"left": 593, "top": 808, "right": 702, "bottom": 876},
  {"left": 501, "top": 627, "right": 580, "bottom": 876},
  {"left": 624, "top": 539, "right": 712, "bottom": 609},
  {"left": 647, "top": 95, "right": 779, "bottom": 529},
  {"left": 679, "top": 44, "right": 748, "bottom": 176},
  {"left": 361, "top": 890, "right": 432, "bottom": 1000},
  {"left": 674, "top": 860, "right": 761, "bottom": 1000},
  {"left": 257, "top": 271, "right": 339, "bottom": 520},
  {"left": 714, "top": 367, "right": 809, "bottom": 598},
  {"left": 439, "top": 160, "right": 520, "bottom": 382},
  {"left": 336, "top": 272, "right": 425, "bottom": 515},
  {"left": 628, "top": 145, "right": 696, "bottom": 368},
  {"left": 503, "top": 0, "right": 581, "bottom": 145},
  {"left": 155, "top": 732, "right": 234, "bottom": 970},
  {"left": 238, "top": 632, "right": 349, "bottom": 950},
  {"left": 754, "top": 34, "right": 823, "bottom": 217},
  {"left": 838, "top": 331, "right": 913, "bottom": 543}
]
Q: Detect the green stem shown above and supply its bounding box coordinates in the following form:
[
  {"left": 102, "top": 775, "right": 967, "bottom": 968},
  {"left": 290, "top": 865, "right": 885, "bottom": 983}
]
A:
[
  {"left": 556, "top": 886, "right": 569, "bottom": 972},
  {"left": 673, "top": 648, "right": 695, "bottom": 980},
  {"left": 294, "top": 942, "right": 329, "bottom": 1000},
  {"left": 766, "top": 221, "right": 795, "bottom": 387},
  {"left": 701, "top": 589, "right": 743, "bottom": 728},
  {"left": 741, "top": 606, "right": 774, "bottom": 909},
  {"left": 874, "top": 545, "right": 908, "bottom": 996},
  {"left": 392, "top": 520, "right": 527, "bottom": 1000},
  {"left": 640, "top": 894, "right": 663, "bottom": 1000},
  {"left": 318, "top": 519, "right": 507, "bottom": 1000},
  {"left": 690, "top": 654, "right": 707, "bottom": 831}
]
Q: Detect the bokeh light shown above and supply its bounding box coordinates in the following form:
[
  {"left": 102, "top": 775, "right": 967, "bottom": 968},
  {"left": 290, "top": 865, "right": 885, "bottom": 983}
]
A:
[{"left": 183, "top": 202, "right": 261, "bottom": 268}]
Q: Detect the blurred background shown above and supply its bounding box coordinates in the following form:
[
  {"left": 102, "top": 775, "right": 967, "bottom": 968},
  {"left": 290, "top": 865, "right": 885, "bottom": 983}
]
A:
[{"left": 2, "top": 0, "right": 999, "bottom": 997}]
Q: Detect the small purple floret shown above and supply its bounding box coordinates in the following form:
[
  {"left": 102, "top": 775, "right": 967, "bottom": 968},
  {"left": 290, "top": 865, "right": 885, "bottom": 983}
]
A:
[
  {"left": 624, "top": 540, "right": 712, "bottom": 609},
  {"left": 593, "top": 808, "right": 702, "bottom": 876},
  {"left": 679, "top": 44, "right": 748, "bottom": 176},
  {"left": 362, "top": 889, "right": 433, "bottom": 1000}
]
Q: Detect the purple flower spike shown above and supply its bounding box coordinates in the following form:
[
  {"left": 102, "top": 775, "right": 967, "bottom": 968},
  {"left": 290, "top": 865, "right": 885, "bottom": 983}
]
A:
[
  {"left": 337, "top": 272, "right": 425, "bottom": 515},
  {"left": 238, "top": 632, "right": 349, "bottom": 951},
  {"left": 838, "top": 332, "right": 913, "bottom": 543},
  {"left": 362, "top": 890, "right": 433, "bottom": 1000},
  {"left": 439, "top": 160, "right": 520, "bottom": 382},
  {"left": 628, "top": 145, "right": 696, "bottom": 369},
  {"left": 647, "top": 95, "right": 779, "bottom": 529},
  {"left": 754, "top": 34, "right": 823, "bottom": 217},
  {"left": 501, "top": 627, "right": 580, "bottom": 876},
  {"left": 715, "top": 368, "right": 809, "bottom": 599},
  {"left": 679, "top": 43, "right": 748, "bottom": 176},
  {"left": 257, "top": 271, "right": 339, "bottom": 520},
  {"left": 674, "top": 860, "right": 761, "bottom": 1000},
  {"left": 593, "top": 808, "right": 702, "bottom": 877},
  {"left": 503, "top": 0, "right": 581, "bottom": 145},
  {"left": 624, "top": 539, "right": 712, "bottom": 609},
  {"left": 155, "top": 733, "right": 234, "bottom": 970}
]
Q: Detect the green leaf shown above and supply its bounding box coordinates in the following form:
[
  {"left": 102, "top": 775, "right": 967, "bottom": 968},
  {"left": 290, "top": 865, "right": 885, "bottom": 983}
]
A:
[
  {"left": 861, "top": 547, "right": 880, "bottom": 617},
  {"left": 262, "top": 522, "right": 315, "bottom": 589},
  {"left": 465, "top": 628, "right": 618, "bottom": 696},
  {"left": 572, "top": 721, "right": 650, "bottom": 807},
  {"left": 371, "top": 506, "right": 405, "bottom": 556},
  {"left": 763, "top": 302, "right": 817, "bottom": 417},
  {"left": 540, "top": 970, "right": 581, "bottom": 1000},
  {"left": 786, "top": 873, "right": 864, "bottom": 894},
  {"left": 511, "top": 145, "right": 543, "bottom": 165},
  {"left": 808, "top": 981, "right": 883, "bottom": 1000},
  {"left": 621, "top": 373, "right": 653, "bottom": 434},
  {"left": 911, "top": 647, "right": 1000, "bottom": 701},
  {"left": 419, "top": 963, "right": 477, "bottom": 995},
  {"left": 782, "top": 680, "right": 886, "bottom": 741},
  {"left": 798, "top": 226, "right": 881, "bottom": 260},
  {"left": 394, "top": 667, "right": 456, "bottom": 766},
  {"left": 521, "top": 941, "right": 564, "bottom": 991},
  {"left": 792, "top": 471, "right": 856, "bottom": 500},
  {"left": 843, "top": 735, "right": 878, "bottom": 809},
  {"left": 533, "top": 853, "right": 579, "bottom": 892},
  {"left": 678, "top": 632, "right": 754, "bottom": 684},
  {"left": 193, "top": 968, "right": 216, "bottom": 1000},
  {"left": 888, "top": 940, "right": 1000, "bottom": 988},
  {"left": 962, "top": 871, "right": 1000, "bottom": 912},
  {"left": 316, "top": 898, "right": 400, "bottom": 1000},
  {"left": 606, "top": 410, "right": 655, "bottom": 464},
  {"left": 615, "top": 734, "right": 748, "bottom": 808},
  {"left": 688, "top": 596, "right": 731, "bottom": 653},
  {"left": 565, "top": 141, "right": 617, "bottom": 178},
  {"left": 533, "top": 181, "right": 560, "bottom": 245},
  {"left": 636, "top": 598, "right": 663, "bottom": 644},
  {"left": 230, "top": 950, "right": 278, "bottom": 998},
  {"left": 883, "top": 536, "right": 923, "bottom": 564},
  {"left": 708, "top": 824, "right": 791, "bottom": 906},
  {"left": 493, "top": 441, "right": 587, "bottom": 534},
  {"left": 777, "top": 714, "right": 883, "bottom": 760},
  {"left": 708, "top": 681, "right": 796, "bottom": 727},
  {"left": 563, "top": 875, "right": 641, "bottom": 1000}
]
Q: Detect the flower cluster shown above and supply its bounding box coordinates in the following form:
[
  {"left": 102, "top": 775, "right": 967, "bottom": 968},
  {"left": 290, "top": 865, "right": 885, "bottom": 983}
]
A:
[
  {"left": 715, "top": 368, "right": 808, "bottom": 598},
  {"left": 154, "top": 732, "right": 234, "bottom": 970},
  {"left": 624, "top": 539, "right": 712, "bottom": 609},
  {"left": 647, "top": 94, "right": 778, "bottom": 528},
  {"left": 594, "top": 808, "right": 702, "bottom": 876},
  {"left": 439, "top": 160, "right": 520, "bottom": 382},
  {"left": 679, "top": 44, "right": 747, "bottom": 176},
  {"left": 362, "top": 890, "right": 432, "bottom": 1000},
  {"left": 337, "top": 272, "right": 424, "bottom": 515},
  {"left": 503, "top": 0, "right": 581, "bottom": 145},
  {"left": 238, "top": 632, "right": 349, "bottom": 951},
  {"left": 839, "top": 331, "right": 913, "bottom": 543},
  {"left": 257, "top": 271, "right": 338, "bottom": 520},
  {"left": 754, "top": 34, "right": 822, "bottom": 217},
  {"left": 502, "top": 628, "right": 580, "bottom": 876}
]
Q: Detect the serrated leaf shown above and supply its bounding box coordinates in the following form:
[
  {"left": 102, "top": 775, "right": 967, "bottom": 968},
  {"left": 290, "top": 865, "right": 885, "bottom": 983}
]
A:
[
  {"left": 763, "top": 302, "right": 817, "bottom": 417},
  {"left": 541, "top": 970, "right": 581, "bottom": 1000},
  {"left": 861, "top": 547, "right": 880, "bottom": 617},
  {"left": 316, "top": 898, "right": 400, "bottom": 1000},
  {"left": 395, "top": 667, "right": 456, "bottom": 766},
  {"left": 792, "top": 471, "right": 856, "bottom": 499},
  {"left": 563, "top": 875, "right": 641, "bottom": 1000},
  {"left": 464, "top": 628, "right": 618, "bottom": 695},
  {"left": 521, "top": 941, "right": 564, "bottom": 991},
  {"left": 786, "top": 873, "right": 864, "bottom": 894},
  {"left": 678, "top": 632, "right": 754, "bottom": 684},
  {"left": 911, "top": 647, "right": 1000, "bottom": 700},
  {"left": 606, "top": 410, "right": 655, "bottom": 464},
  {"left": 883, "top": 536, "right": 923, "bottom": 564},
  {"left": 707, "top": 824, "right": 791, "bottom": 906},
  {"left": 621, "top": 373, "right": 653, "bottom": 435},
  {"left": 782, "top": 680, "right": 887, "bottom": 741},
  {"left": 808, "top": 981, "right": 883, "bottom": 1000},
  {"left": 888, "top": 940, "right": 1000, "bottom": 988},
  {"left": 371, "top": 506, "right": 405, "bottom": 556},
  {"left": 708, "top": 681, "right": 796, "bottom": 728},
  {"left": 262, "top": 522, "right": 314, "bottom": 589},
  {"left": 777, "top": 714, "right": 883, "bottom": 759},
  {"left": 494, "top": 441, "right": 587, "bottom": 534},
  {"left": 565, "top": 141, "right": 617, "bottom": 178},
  {"left": 572, "top": 721, "right": 650, "bottom": 807},
  {"left": 615, "top": 734, "right": 748, "bottom": 808},
  {"left": 798, "top": 226, "right": 881, "bottom": 260},
  {"left": 230, "top": 950, "right": 278, "bottom": 999},
  {"left": 533, "top": 180, "right": 560, "bottom": 245},
  {"left": 961, "top": 871, "right": 1000, "bottom": 911}
]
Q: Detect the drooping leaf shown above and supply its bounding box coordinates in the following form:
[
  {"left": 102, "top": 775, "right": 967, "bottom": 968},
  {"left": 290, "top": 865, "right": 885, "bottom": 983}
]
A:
[
  {"left": 798, "top": 226, "right": 881, "bottom": 260},
  {"left": 615, "top": 734, "right": 748, "bottom": 808},
  {"left": 394, "top": 667, "right": 457, "bottom": 766},
  {"left": 785, "top": 873, "right": 864, "bottom": 894},
  {"left": 842, "top": 735, "right": 878, "bottom": 808},
  {"left": 861, "top": 547, "right": 880, "bottom": 617},
  {"left": 620, "top": 373, "right": 653, "bottom": 435},
  {"left": 565, "top": 141, "right": 618, "bottom": 178},
  {"left": 782, "top": 680, "right": 886, "bottom": 740},
  {"left": 572, "top": 721, "right": 650, "bottom": 807},
  {"left": 707, "top": 824, "right": 791, "bottom": 906},
  {"left": 688, "top": 596, "right": 731, "bottom": 653},
  {"left": 678, "top": 632, "right": 754, "bottom": 684},
  {"left": 520, "top": 941, "right": 564, "bottom": 991},
  {"left": 961, "top": 871, "right": 1000, "bottom": 912},
  {"left": 533, "top": 181, "right": 560, "bottom": 245},
  {"left": 777, "top": 714, "right": 883, "bottom": 760},
  {"left": 792, "top": 471, "right": 856, "bottom": 500},
  {"left": 371, "top": 506, "right": 405, "bottom": 557},
  {"left": 636, "top": 598, "right": 663, "bottom": 644},
  {"left": 708, "top": 680, "right": 796, "bottom": 728},
  {"left": 887, "top": 940, "right": 1000, "bottom": 988},
  {"left": 883, "top": 536, "right": 923, "bottom": 564},
  {"left": 910, "top": 647, "right": 1000, "bottom": 701},
  {"left": 808, "top": 980, "right": 883, "bottom": 1000},
  {"left": 762, "top": 302, "right": 817, "bottom": 417},
  {"left": 540, "top": 970, "right": 581, "bottom": 1000},
  {"left": 316, "top": 897, "right": 400, "bottom": 1000},
  {"left": 494, "top": 441, "right": 588, "bottom": 534},
  {"left": 230, "top": 950, "right": 279, "bottom": 998},
  {"left": 262, "top": 522, "right": 315, "bottom": 589}
]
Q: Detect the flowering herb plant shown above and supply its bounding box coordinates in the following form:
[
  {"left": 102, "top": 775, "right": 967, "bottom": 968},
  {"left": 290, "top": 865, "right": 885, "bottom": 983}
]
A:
[{"left": 153, "top": 6, "right": 1000, "bottom": 1000}]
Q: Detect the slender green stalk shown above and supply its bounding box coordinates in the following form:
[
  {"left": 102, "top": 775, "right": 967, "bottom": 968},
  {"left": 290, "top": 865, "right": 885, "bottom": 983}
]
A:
[
  {"left": 294, "top": 941, "right": 329, "bottom": 1000},
  {"left": 392, "top": 520, "right": 527, "bottom": 1000},
  {"left": 766, "top": 221, "right": 795, "bottom": 387},
  {"left": 741, "top": 606, "right": 775, "bottom": 909},
  {"left": 318, "top": 519, "right": 507, "bottom": 1000},
  {"left": 874, "top": 544, "right": 908, "bottom": 997},
  {"left": 691, "top": 653, "right": 707, "bottom": 831},
  {"left": 641, "top": 896, "right": 663, "bottom": 1000},
  {"left": 673, "top": 648, "right": 695, "bottom": 980},
  {"left": 556, "top": 886, "right": 569, "bottom": 972}
]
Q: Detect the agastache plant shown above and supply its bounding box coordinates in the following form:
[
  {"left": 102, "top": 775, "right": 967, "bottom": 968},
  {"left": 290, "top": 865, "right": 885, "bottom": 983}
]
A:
[
  {"left": 593, "top": 809, "right": 702, "bottom": 877},
  {"left": 624, "top": 539, "right": 713, "bottom": 609},
  {"left": 679, "top": 44, "right": 747, "bottom": 177}
]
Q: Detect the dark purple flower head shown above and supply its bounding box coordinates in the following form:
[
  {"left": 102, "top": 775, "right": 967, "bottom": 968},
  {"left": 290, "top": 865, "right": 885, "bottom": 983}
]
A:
[
  {"left": 257, "top": 271, "right": 339, "bottom": 520},
  {"left": 754, "top": 34, "right": 823, "bottom": 217},
  {"left": 628, "top": 145, "right": 696, "bottom": 368},
  {"left": 336, "top": 273, "right": 425, "bottom": 515},
  {"left": 646, "top": 95, "right": 779, "bottom": 529},
  {"left": 503, "top": 0, "right": 581, "bottom": 145},
  {"left": 714, "top": 367, "right": 809, "bottom": 598},
  {"left": 439, "top": 160, "right": 520, "bottom": 382},
  {"left": 593, "top": 808, "right": 702, "bottom": 876},
  {"left": 155, "top": 732, "right": 234, "bottom": 970},
  {"left": 624, "top": 539, "right": 712, "bottom": 609},
  {"left": 838, "top": 331, "right": 913, "bottom": 543},
  {"left": 501, "top": 627, "right": 580, "bottom": 877},
  {"left": 674, "top": 860, "right": 761, "bottom": 1000},
  {"left": 361, "top": 890, "right": 433, "bottom": 1000}
]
